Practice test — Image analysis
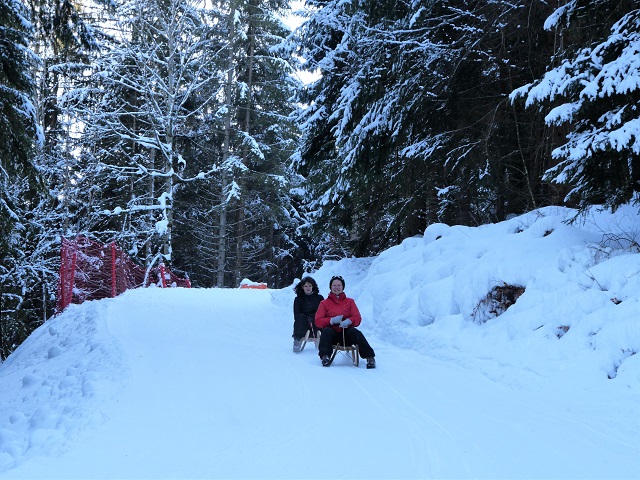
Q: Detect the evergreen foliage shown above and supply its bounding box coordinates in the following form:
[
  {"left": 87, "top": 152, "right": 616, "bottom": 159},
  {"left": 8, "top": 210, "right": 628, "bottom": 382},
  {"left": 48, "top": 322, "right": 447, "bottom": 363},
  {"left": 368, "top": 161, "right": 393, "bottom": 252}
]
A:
[
  {"left": 0, "top": 0, "right": 47, "bottom": 360},
  {"left": 293, "top": 0, "right": 559, "bottom": 257},
  {"left": 512, "top": 0, "right": 640, "bottom": 210},
  {"left": 3, "top": 0, "right": 640, "bottom": 359},
  {"left": 0, "top": 0, "right": 41, "bottom": 253},
  {"left": 72, "top": 0, "right": 220, "bottom": 267}
]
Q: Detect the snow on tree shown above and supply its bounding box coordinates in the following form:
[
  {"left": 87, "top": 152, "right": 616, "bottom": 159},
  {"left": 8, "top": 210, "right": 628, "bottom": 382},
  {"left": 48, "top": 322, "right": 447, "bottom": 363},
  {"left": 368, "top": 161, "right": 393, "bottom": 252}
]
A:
[
  {"left": 174, "top": 0, "right": 303, "bottom": 287},
  {"left": 0, "top": 0, "right": 51, "bottom": 361},
  {"left": 75, "top": 0, "right": 222, "bottom": 267},
  {"left": 511, "top": 2, "right": 640, "bottom": 210},
  {"left": 293, "top": 0, "right": 556, "bottom": 257}
]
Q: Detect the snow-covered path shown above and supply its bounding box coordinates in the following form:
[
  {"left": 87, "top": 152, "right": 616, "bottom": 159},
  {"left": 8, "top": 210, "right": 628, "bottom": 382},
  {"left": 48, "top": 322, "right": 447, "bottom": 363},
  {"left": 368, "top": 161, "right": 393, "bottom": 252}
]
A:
[{"left": 1, "top": 287, "right": 638, "bottom": 479}]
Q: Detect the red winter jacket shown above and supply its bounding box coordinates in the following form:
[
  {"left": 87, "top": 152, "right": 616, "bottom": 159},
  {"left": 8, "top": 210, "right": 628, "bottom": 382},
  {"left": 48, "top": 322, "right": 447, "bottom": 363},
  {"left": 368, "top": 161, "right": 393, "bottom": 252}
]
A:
[{"left": 315, "top": 292, "right": 363, "bottom": 332}]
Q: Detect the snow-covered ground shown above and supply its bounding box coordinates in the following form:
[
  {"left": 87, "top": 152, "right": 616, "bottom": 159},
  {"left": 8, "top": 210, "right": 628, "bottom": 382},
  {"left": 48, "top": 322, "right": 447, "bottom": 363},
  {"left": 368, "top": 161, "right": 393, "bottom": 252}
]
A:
[{"left": 0, "top": 205, "right": 639, "bottom": 479}]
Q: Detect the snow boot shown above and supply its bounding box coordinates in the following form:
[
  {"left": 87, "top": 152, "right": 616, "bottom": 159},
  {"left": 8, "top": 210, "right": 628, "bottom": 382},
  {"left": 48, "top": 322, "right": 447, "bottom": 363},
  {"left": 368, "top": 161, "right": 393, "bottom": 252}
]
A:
[
  {"left": 366, "top": 357, "right": 376, "bottom": 369},
  {"left": 293, "top": 339, "right": 302, "bottom": 353},
  {"left": 321, "top": 355, "right": 331, "bottom": 367}
]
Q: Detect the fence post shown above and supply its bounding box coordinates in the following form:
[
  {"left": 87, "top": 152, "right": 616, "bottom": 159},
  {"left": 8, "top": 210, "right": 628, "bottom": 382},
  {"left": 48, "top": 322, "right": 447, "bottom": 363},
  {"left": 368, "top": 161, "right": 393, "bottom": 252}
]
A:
[
  {"left": 111, "top": 242, "right": 117, "bottom": 298},
  {"left": 57, "top": 241, "right": 67, "bottom": 315},
  {"left": 159, "top": 264, "right": 167, "bottom": 288},
  {"left": 69, "top": 242, "right": 77, "bottom": 307},
  {"left": 58, "top": 245, "right": 66, "bottom": 311}
]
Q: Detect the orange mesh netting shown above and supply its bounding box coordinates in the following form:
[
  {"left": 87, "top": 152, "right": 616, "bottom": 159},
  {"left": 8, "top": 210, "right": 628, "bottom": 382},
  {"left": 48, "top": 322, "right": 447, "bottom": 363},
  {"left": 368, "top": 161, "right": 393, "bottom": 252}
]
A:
[{"left": 56, "top": 236, "right": 190, "bottom": 314}]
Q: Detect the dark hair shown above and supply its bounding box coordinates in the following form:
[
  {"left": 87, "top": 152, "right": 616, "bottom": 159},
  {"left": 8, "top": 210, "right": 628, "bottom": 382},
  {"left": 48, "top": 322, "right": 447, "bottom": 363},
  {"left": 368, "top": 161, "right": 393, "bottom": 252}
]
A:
[
  {"left": 329, "top": 275, "right": 345, "bottom": 289},
  {"left": 295, "top": 276, "right": 319, "bottom": 296}
]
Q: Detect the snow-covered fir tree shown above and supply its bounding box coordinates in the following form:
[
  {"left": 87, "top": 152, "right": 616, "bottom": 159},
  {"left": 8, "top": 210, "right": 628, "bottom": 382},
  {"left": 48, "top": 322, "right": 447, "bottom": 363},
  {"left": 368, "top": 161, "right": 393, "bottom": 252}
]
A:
[
  {"left": 72, "top": 0, "right": 222, "bottom": 269},
  {"left": 171, "top": 0, "right": 303, "bottom": 287},
  {"left": 0, "top": 0, "right": 47, "bottom": 360},
  {"left": 511, "top": 0, "right": 640, "bottom": 210},
  {"left": 293, "top": 0, "right": 557, "bottom": 258}
]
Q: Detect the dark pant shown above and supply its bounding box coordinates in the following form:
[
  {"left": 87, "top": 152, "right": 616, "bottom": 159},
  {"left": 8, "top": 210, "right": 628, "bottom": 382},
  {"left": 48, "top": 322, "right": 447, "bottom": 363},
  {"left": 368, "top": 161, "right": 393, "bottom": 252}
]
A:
[
  {"left": 293, "top": 314, "right": 317, "bottom": 340},
  {"left": 318, "top": 327, "right": 375, "bottom": 359}
]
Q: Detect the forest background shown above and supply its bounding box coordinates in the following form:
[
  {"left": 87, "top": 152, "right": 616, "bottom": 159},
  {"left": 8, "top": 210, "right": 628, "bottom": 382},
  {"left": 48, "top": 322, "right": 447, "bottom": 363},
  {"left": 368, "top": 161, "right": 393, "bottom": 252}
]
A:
[{"left": 1, "top": 0, "right": 639, "bottom": 359}]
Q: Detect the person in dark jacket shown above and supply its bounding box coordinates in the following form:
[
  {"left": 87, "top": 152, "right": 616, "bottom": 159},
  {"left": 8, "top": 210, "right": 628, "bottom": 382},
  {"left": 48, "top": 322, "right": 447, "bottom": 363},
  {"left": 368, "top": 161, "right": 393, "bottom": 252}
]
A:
[
  {"left": 292, "top": 276, "right": 324, "bottom": 353},
  {"left": 315, "top": 275, "right": 376, "bottom": 368}
]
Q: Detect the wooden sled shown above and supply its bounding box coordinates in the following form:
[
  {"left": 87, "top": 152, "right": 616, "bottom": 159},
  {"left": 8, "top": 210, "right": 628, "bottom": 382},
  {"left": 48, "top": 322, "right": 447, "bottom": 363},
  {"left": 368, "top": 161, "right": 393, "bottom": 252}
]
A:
[
  {"left": 299, "top": 328, "right": 320, "bottom": 352},
  {"left": 323, "top": 329, "right": 360, "bottom": 367},
  {"left": 327, "top": 343, "right": 359, "bottom": 367}
]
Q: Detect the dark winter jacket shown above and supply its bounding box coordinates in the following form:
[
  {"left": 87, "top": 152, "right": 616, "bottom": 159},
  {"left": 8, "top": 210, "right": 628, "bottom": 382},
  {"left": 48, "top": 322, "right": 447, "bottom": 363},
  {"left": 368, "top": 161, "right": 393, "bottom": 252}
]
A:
[
  {"left": 293, "top": 293, "right": 323, "bottom": 320},
  {"left": 315, "top": 292, "right": 362, "bottom": 332}
]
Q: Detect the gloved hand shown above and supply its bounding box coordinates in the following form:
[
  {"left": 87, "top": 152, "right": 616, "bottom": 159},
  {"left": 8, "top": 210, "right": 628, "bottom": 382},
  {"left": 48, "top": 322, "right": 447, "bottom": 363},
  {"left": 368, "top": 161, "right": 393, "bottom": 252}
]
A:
[
  {"left": 340, "top": 318, "right": 352, "bottom": 328},
  {"left": 330, "top": 315, "right": 343, "bottom": 325}
]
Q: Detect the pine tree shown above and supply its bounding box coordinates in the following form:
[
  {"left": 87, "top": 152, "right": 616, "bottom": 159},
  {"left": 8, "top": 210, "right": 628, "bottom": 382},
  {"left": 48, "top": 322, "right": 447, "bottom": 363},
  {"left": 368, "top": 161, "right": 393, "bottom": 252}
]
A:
[
  {"left": 227, "top": 0, "right": 302, "bottom": 286},
  {"left": 171, "top": 0, "right": 303, "bottom": 287},
  {"left": 294, "top": 0, "right": 557, "bottom": 258},
  {"left": 74, "top": 0, "right": 222, "bottom": 268},
  {"left": 0, "top": 0, "right": 53, "bottom": 360},
  {"left": 0, "top": 0, "right": 41, "bottom": 230},
  {"left": 2, "top": 0, "right": 114, "bottom": 359},
  {"left": 511, "top": 0, "right": 640, "bottom": 210}
]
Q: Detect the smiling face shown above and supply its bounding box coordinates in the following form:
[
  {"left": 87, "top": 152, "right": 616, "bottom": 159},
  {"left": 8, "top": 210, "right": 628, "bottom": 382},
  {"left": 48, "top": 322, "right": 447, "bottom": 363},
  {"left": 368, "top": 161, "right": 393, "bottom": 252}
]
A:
[
  {"left": 302, "top": 282, "right": 313, "bottom": 295},
  {"left": 330, "top": 279, "right": 344, "bottom": 296}
]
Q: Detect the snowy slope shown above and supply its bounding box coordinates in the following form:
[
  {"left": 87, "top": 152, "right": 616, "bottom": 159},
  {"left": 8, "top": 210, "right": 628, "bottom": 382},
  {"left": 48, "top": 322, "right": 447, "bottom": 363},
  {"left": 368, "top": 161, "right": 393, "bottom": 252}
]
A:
[{"left": 1, "top": 206, "right": 639, "bottom": 479}]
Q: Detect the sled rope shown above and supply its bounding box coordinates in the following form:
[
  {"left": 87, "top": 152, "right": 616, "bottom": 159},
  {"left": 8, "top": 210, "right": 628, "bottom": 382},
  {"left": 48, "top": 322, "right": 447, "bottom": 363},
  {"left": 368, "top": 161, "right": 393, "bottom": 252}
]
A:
[{"left": 339, "top": 327, "right": 358, "bottom": 365}]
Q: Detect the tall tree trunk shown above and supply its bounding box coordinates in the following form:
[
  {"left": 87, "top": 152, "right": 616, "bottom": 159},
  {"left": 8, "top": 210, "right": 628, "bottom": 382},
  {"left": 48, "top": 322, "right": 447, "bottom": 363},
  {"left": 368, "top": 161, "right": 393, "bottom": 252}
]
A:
[
  {"left": 164, "top": 174, "right": 173, "bottom": 263},
  {"left": 164, "top": 22, "right": 176, "bottom": 265},
  {"left": 217, "top": 2, "right": 236, "bottom": 287},
  {"left": 235, "top": 5, "right": 256, "bottom": 285},
  {"left": 146, "top": 138, "right": 155, "bottom": 265}
]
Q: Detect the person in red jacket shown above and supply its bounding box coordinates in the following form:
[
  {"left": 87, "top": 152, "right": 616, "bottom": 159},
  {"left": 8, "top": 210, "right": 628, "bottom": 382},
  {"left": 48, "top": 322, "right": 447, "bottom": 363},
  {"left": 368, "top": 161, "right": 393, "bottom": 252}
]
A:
[{"left": 315, "top": 275, "right": 376, "bottom": 368}]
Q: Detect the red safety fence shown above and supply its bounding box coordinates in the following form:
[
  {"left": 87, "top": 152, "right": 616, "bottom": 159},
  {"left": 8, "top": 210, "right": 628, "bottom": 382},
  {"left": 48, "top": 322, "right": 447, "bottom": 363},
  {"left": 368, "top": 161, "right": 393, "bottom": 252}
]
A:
[{"left": 56, "top": 236, "right": 190, "bottom": 314}]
